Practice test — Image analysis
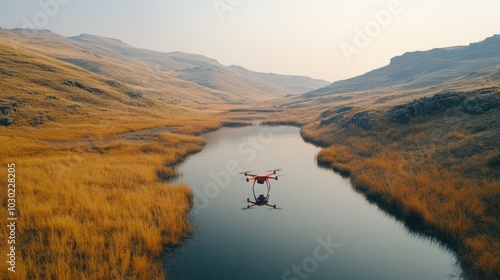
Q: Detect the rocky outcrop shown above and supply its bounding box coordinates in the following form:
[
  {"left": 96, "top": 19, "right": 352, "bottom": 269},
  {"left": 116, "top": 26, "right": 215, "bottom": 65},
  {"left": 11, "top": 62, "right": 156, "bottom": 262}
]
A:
[
  {"left": 319, "top": 106, "right": 353, "bottom": 126},
  {"left": 62, "top": 80, "right": 103, "bottom": 94},
  {"left": 319, "top": 107, "right": 371, "bottom": 130},
  {"left": 388, "top": 90, "right": 499, "bottom": 124},
  {"left": 462, "top": 95, "right": 499, "bottom": 115},
  {"left": 341, "top": 111, "right": 372, "bottom": 130},
  {"left": 0, "top": 102, "right": 17, "bottom": 126},
  {"left": 0, "top": 118, "right": 13, "bottom": 126},
  {"left": 0, "top": 106, "right": 15, "bottom": 116},
  {"left": 387, "top": 92, "right": 465, "bottom": 124}
]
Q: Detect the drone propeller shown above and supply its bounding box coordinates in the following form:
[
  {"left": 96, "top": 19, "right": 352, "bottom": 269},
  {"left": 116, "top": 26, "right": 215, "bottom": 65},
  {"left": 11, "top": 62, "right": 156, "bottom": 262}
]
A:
[
  {"left": 239, "top": 170, "right": 252, "bottom": 175},
  {"left": 267, "top": 169, "right": 283, "bottom": 173}
]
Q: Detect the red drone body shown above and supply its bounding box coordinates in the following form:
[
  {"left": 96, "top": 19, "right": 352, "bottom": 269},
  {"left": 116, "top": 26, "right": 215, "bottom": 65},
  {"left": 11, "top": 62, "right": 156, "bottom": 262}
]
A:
[{"left": 243, "top": 170, "right": 280, "bottom": 209}]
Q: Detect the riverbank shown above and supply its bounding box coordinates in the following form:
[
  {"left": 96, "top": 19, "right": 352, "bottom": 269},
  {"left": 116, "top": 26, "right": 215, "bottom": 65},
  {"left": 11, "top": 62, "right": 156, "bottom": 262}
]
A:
[
  {"left": 0, "top": 116, "right": 225, "bottom": 279},
  {"left": 294, "top": 93, "right": 500, "bottom": 279}
]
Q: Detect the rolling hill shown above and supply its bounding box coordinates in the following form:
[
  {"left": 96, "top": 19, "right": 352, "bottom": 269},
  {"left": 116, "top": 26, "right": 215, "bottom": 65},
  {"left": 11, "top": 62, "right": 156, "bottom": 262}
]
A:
[
  {"left": 0, "top": 28, "right": 328, "bottom": 103},
  {"left": 70, "top": 34, "right": 330, "bottom": 95}
]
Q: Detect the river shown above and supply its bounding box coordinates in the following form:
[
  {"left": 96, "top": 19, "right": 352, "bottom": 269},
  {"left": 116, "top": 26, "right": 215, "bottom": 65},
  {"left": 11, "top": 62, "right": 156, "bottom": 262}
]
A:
[{"left": 164, "top": 124, "right": 459, "bottom": 280}]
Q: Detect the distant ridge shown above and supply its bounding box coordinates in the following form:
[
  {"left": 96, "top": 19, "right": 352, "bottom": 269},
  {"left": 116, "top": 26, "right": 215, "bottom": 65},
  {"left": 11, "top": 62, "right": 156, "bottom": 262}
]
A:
[
  {"left": 306, "top": 34, "right": 500, "bottom": 97},
  {"left": 228, "top": 65, "right": 330, "bottom": 94}
]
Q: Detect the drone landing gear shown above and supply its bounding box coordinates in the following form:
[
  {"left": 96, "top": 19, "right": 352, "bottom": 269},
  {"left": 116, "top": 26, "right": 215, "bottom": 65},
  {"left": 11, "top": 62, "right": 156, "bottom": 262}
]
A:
[
  {"left": 246, "top": 182, "right": 276, "bottom": 209},
  {"left": 247, "top": 199, "right": 276, "bottom": 209}
]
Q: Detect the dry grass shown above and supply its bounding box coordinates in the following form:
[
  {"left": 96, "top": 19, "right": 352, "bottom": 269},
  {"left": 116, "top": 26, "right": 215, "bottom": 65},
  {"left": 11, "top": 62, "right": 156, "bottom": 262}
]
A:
[
  {"left": 0, "top": 129, "right": 212, "bottom": 279},
  {"left": 316, "top": 145, "right": 500, "bottom": 278},
  {"left": 0, "top": 36, "right": 228, "bottom": 279},
  {"left": 304, "top": 97, "right": 500, "bottom": 279}
]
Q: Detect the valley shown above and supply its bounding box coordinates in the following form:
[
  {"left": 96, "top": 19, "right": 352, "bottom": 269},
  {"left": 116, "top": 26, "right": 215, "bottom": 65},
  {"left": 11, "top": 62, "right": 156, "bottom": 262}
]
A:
[{"left": 0, "top": 29, "right": 498, "bottom": 279}]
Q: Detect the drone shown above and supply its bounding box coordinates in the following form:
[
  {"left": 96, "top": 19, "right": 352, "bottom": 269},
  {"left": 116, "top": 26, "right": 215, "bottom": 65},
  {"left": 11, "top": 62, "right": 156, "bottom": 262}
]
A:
[{"left": 243, "top": 169, "right": 281, "bottom": 209}]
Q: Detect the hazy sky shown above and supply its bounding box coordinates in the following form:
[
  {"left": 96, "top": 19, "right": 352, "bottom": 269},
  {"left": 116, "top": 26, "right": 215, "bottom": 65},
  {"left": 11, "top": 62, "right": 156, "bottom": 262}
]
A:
[{"left": 0, "top": 0, "right": 499, "bottom": 82}]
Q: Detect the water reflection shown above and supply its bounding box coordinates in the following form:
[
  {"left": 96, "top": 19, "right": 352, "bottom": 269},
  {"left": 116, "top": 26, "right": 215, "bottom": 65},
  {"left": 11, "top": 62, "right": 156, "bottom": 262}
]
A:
[{"left": 165, "top": 125, "right": 458, "bottom": 280}]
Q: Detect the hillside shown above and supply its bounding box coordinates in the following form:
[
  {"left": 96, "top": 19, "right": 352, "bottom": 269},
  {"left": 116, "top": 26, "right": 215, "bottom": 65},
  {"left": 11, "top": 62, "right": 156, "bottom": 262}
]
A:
[
  {"left": 0, "top": 33, "right": 225, "bottom": 279},
  {"left": 71, "top": 33, "right": 330, "bottom": 95},
  {"left": 269, "top": 35, "right": 500, "bottom": 279},
  {"left": 306, "top": 34, "right": 500, "bottom": 96},
  {"left": 1, "top": 28, "right": 326, "bottom": 102},
  {"left": 1, "top": 28, "right": 238, "bottom": 106}
]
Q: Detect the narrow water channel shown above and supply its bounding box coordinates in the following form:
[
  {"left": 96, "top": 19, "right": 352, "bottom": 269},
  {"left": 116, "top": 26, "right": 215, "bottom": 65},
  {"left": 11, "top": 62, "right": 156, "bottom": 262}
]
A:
[{"left": 164, "top": 125, "right": 459, "bottom": 280}]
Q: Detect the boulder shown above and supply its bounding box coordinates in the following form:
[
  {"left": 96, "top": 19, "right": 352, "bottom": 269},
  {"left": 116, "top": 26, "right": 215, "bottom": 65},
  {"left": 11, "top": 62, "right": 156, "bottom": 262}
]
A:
[
  {"left": 341, "top": 111, "right": 372, "bottom": 130},
  {"left": 0, "top": 118, "right": 13, "bottom": 126},
  {"left": 0, "top": 106, "right": 14, "bottom": 115}
]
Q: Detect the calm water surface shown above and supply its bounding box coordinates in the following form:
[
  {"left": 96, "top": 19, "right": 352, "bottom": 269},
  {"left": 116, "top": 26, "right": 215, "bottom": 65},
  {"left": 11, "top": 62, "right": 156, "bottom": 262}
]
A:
[{"left": 164, "top": 125, "right": 458, "bottom": 280}]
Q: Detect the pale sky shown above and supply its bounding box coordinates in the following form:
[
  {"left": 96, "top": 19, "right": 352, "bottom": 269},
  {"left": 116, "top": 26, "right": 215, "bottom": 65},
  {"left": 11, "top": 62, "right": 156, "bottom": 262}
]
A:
[{"left": 0, "top": 0, "right": 499, "bottom": 82}]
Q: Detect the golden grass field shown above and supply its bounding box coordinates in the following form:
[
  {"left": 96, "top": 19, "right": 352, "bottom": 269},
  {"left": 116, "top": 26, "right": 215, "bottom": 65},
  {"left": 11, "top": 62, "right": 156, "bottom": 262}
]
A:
[
  {"left": 0, "top": 36, "right": 228, "bottom": 279},
  {"left": 0, "top": 128, "right": 220, "bottom": 279}
]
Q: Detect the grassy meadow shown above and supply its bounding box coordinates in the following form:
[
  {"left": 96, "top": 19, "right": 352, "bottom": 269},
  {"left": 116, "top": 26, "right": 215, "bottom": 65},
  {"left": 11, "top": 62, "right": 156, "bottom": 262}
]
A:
[{"left": 0, "top": 128, "right": 218, "bottom": 279}]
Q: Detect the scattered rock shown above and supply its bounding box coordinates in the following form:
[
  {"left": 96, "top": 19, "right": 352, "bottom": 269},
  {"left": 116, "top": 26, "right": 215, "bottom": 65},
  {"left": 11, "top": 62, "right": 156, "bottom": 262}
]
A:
[
  {"left": 46, "top": 95, "right": 59, "bottom": 100},
  {"left": 62, "top": 80, "right": 103, "bottom": 94},
  {"left": 0, "top": 106, "right": 15, "bottom": 115},
  {"left": 29, "top": 115, "right": 46, "bottom": 127},
  {"left": 67, "top": 104, "right": 81, "bottom": 110},
  {"left": 85, "top": 87, "right": 103, "bottom": 94},
  {"left": 128, "top": 91, "right": 142, "bottom": 99},
  {"left": 105, "top": 80, "right": 120, "bottom": 87}
]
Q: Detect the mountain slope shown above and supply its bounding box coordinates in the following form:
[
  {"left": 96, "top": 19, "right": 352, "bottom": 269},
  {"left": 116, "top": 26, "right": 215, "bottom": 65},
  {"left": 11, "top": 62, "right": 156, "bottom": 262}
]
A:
[
  {"left": 2, "top": 29, "right": 286, "bottom": 101},
  {"left": 1, "top": 28, "right": 236, "bottom": 105},
  {"left": 307, "top": 34, "right": 500, "bottom": 96},
  {"left": 71, "top": 34, "right": 330, "bottom": 95},
  {"left": 4, "top": 29, "right": 331, "bottom": 101}
]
